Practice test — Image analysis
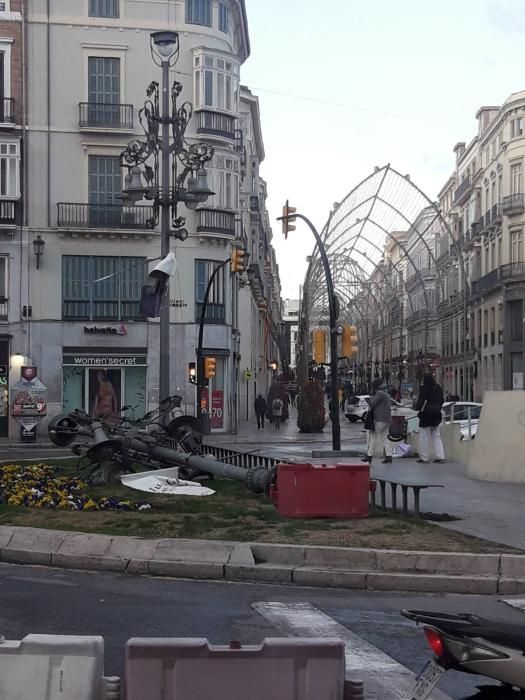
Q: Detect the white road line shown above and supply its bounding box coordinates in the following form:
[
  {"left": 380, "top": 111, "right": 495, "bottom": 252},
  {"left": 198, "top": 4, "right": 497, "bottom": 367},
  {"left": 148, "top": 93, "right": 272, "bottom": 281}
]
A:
[
  {"left": 253, "top": 602, "right": 451, "bottom": 700},
  {"left": 501, "top": 598, "right": 525, "bottom": 613}
]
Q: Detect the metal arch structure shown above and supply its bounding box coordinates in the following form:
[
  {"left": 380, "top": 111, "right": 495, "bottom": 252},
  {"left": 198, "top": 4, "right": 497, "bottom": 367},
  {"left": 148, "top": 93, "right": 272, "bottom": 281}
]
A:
[{"left": 301, "top": 164, "right": 468, "bottom": 396}]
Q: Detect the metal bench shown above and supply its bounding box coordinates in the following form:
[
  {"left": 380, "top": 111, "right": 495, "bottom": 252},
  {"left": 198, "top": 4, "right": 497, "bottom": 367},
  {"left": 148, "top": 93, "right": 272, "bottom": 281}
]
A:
[{"left": 370, "top": 477, "right": 444, "bottom": 518}]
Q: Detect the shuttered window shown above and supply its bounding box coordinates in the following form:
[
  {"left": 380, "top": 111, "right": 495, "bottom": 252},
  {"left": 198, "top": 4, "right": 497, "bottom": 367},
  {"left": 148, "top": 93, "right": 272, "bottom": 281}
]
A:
[
  {"left": 186, "top": 0, "right": 211, "bottom": 26},
  {"left": 89, "top": 0, "right": 119, "bottom": 18}
]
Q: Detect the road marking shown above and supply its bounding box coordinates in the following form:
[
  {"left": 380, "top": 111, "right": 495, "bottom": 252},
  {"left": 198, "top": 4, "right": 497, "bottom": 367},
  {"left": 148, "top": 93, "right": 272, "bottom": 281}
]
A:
[
  {"left": 253, "top": 602, "right": 451, "bottom": 700},
  {"left": 501, "top": 598, "right": 525, "bottom": 613}
]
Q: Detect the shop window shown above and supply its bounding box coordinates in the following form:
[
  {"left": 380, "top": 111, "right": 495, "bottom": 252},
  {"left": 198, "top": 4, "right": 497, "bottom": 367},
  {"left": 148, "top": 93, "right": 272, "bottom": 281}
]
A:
[
  {"left": 195, "top": 259, "right": 225, "bottom": 323},
  {"left": 62, "top": 255, "right": 146, "bottom": 320}
]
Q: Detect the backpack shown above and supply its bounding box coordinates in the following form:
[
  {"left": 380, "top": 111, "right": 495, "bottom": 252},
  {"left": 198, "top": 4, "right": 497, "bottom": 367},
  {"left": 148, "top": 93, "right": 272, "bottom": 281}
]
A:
[{"left": 272, "top": 398, "right": 282, "bottom": 412}]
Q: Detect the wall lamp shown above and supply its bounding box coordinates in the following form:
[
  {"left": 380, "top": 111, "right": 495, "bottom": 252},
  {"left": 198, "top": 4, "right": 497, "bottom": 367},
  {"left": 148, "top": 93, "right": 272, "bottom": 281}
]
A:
[{"left": 33, "top": 235, "right": 45, "bottom": 269}]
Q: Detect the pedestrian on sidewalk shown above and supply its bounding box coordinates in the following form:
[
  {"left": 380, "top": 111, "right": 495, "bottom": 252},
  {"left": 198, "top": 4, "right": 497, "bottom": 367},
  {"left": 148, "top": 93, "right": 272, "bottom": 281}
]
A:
[
  {"left": 272, "top": 397, "right": 283, "bottom": 430},
  {"left": 415, "top": 372, "right": 446, "bottom": 464},
  {"left": 289, "top": 387, "right": 296, "bottom": 407},
  {"left": 254, "top": 394, "right": 267, "bottom": 430},
  {"left": 362, "top": 377, "right": 392, "bottom": 464}
]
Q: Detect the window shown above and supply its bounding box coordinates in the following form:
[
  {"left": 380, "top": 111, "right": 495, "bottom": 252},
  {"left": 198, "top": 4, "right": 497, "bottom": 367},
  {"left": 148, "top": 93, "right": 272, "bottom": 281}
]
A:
[
  {"left": 511, "top": 162, "right": 522, "bottom": 194},
  {"left": 511, "top": 118, "right": 524, "bottom": 138},
  {"left": 219, "top": 3, "right": 229, "bottom": 32},
  {"left": 87, "top": 57, "right": 120, "bottom": 126},
  {"left": 187, "top": 0, "right": 211, "bottom": 26},
  {"left": 194, "top": 54, "right": 239, "bottom": 113},
  {"left": 62, "top": 256, "right": 146, "bottom": 321},
  {"left": 0, "top": 255, "right": 6, "bottom": 299},
  {"left": 89, "top": 0, "right": 119, "bottom": 18},
  {"left": 0, "top": 3, "right": 9, "bottom": 12},
  {"left": 512, "top": 230, "right": 523, "bottom": 263},
  {"left": 195, "top": 260, "right": 225, "bottom": 323},
  {"left": 208, "top": 155, "right": 239, "bottom": 210},
  {"left": 0, "top": 141, "right": 19, "bottom": 198},
  {"left": 510, "top": 300, "right": 523, "bottom": 342},
  {"left": 88, "top": 155, "right": 121, "bottom": 225}
]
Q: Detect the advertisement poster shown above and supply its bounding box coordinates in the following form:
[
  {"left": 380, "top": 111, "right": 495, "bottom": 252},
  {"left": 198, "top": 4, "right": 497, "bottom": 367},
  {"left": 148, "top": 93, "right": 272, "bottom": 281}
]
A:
[
  {"left": 10, "top": 366, "right": 47, "bottom": 418},
  {"left": 211, "top": 390, "right": 224, "bottom": 429},
  {"left": 89, "top": 369, "right": 121, "bottom": 420}
]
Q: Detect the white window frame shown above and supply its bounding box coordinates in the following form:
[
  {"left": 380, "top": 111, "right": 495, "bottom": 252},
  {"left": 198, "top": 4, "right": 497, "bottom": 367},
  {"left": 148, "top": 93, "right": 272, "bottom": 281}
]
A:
[
  {"left": 208, "top": 155, "right": 239, "bottom": 211},
  {"left": 82, "top": 45, "right": 127, "bottom": 103},
  {"left": 88, "top": 0, "right": 120, "bottom": 19},
  {"left": 0, "top": 39, "right": 12, "bottom": 99},
  {"left": 512, "top": 230, "right": 523, "bottom": 263},
  {"left": 511, "top": 117, "right": 524, "bottom": 138},
  {"left": 511, "top": 162, "right": 522, "bottom": 195},
  {"left": 186, "top": 0, "right": 212, "bottom": 27},
  {"left": 0, "top": 139, "right": 20, "bottom": 199},
  {"left": 0, "top": 255, "right": 7, "bottom": 301},
  {"left": 193, "top": 51, "right": 239, "bottom": 114},
  {"left": 219, "top": 2, "right": 229, "bottom": 33}
]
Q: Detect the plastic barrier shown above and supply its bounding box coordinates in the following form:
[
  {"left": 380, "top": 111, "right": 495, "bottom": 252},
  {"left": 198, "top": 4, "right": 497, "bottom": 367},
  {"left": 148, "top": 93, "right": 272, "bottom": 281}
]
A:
[
  {"left": 124, "top": 637, "right": 345, "bottom": 700},
  {"left": 271, "top": 463, "right": 370, "bottom": 518},
  {"left": 0, "top": 634, "right": 113, "bottom": 699}
]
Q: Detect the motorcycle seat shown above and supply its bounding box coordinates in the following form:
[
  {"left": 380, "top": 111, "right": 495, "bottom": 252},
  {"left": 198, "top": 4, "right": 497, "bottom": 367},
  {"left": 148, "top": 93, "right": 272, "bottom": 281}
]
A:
[{"left": 464, "top": 622, "right": 525, "bottom": 652}]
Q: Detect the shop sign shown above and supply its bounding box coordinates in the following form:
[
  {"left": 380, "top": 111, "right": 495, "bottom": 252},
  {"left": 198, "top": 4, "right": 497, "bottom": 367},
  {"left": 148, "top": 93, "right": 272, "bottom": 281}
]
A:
[
  {"left": 83, "top": 324, "right": 128, "bottom": 336},
  {"left": 10, "top": 366, "right": 47, "bottom": 418},
  {"left": 63, "top": 354, "right": 147, "bottom": 366},
  {"left": 211, "top": 390, "right": 224, "bottom": 429}
]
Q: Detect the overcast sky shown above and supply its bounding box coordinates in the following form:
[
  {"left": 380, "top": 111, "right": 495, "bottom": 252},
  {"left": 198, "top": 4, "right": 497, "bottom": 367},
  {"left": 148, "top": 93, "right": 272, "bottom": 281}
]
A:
[{"left": 241, "top": 0, "right": 525, "bottom": 299}]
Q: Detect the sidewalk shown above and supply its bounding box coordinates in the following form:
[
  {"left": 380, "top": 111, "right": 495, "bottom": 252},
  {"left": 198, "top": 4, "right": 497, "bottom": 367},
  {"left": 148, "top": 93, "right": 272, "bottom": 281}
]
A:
[{"left": 210, "top": 409, "right": 525, "bottom": 551}]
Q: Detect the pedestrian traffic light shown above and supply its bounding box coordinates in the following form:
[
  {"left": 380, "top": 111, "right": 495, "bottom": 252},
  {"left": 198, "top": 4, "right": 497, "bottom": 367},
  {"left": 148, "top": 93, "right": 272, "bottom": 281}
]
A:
[
  {"left": 342, "top": 325, "right": 359, "bottom": 358},
  {"left": 312, "top": 329, "right": 327, "bottom": 364},
  {"left": 281, "top": 200, "right": 297, "bottom": 239},
  {"left": 231, "top": 247, "right": 246, "bottom": 273},
  {"left": 188, "top": 362, "right": 196, "bottom": 384},
  {"left": 204, "top": 357, "right": 216, "bottom": 378}
]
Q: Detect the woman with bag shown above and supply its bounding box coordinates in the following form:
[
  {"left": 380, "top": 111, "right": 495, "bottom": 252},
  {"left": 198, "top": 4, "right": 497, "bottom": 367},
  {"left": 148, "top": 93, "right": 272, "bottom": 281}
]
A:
[
  {"left": 415, "top": 373, "right": 446, "bottom": 463},
  {"left": 362, "top": 378, "right": 392, "bottom": 464}
]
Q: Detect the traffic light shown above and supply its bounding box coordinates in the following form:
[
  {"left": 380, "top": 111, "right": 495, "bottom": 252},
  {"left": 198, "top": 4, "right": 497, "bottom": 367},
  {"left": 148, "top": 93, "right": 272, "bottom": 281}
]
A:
[
  {"left": 204, "top": 357, "right": 216, "bottom": 379},
  {"left": 312, "top": 329, "right": 327, "bottom": 364},
  {"left": 188, "top": 362, "right": 196, "bottom": 384},
  {"left": 231, "top": 247, "right": 246, "bottom": 273},
  {"left": 281, "top": 200, "right": 297, "bottom": 239},
  {"left": 139, "top": 252, "right": 177, "bottom": 318},
  {"left": 342, "top": 325, "right": 359, "bottom": 358}
]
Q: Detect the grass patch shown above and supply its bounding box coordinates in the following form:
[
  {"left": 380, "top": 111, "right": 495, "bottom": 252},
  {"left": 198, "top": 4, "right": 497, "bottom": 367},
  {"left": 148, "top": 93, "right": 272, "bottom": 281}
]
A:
[{"left": 0, "top": 459, "right": 517, "bottom": 553}]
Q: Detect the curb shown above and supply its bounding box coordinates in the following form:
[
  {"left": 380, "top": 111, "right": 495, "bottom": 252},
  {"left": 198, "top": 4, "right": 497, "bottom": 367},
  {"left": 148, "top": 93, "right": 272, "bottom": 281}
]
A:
[{"left": 1, "top": 525, "right": 524, "bottom": 594}]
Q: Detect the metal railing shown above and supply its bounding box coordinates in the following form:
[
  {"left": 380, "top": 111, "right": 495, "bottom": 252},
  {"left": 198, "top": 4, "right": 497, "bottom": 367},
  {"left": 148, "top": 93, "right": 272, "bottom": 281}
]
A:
[
  {"left": 453, "top": 175, "right": 472, "bottom": 204},
  {"left": 57, "top": 203, "right": 154, "bottom": 229},
  {"left": 0, "top": 200, "right": 16, "bottom": 223},
  {"left": 502, "top": 193, "right": 525, "bottom": 215},
  {"left": 202, "top": 443, "right": 280, "bottom": 469},
  {"left": 471, "top": 262, "right": 525, "bottom": 296},
  {"left": 195, "top": 109, "right": 236, "bottom": 139},
  {"left": 501, "top": 261, "right": 525, "bottom": 279},
  {"left": 0, "top": 98, "right": 15, "bottom": 123},
  {"left": 0, "top": 299, "right": 7, "bottom": 320},
  {"left": 197, "top": 208, "right": 236, "bottom": 235},
  {"left": 79, "top": 103, "right": 134, "bottom": 129},
  {"left": 195, "top": 301, "right": 225, "bottom": 324}
]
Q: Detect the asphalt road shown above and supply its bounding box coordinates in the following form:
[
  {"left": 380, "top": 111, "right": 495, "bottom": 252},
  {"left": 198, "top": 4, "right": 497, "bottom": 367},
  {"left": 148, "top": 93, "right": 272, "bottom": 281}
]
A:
[{"left": 0, "top": 563, "right": 523, "bottom": 699}]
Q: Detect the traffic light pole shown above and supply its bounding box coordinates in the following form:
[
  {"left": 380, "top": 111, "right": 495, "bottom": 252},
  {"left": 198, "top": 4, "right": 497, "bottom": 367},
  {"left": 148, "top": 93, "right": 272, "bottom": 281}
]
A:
[
  {"left": 196, "top": 259, "right": 229, "bottom": 429},
  {"left": 279, "top": 212, "right": 341, "bottom": 451}
]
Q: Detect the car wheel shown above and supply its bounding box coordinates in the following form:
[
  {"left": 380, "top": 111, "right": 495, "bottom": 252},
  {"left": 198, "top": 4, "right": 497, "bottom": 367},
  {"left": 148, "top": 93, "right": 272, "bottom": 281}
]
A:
[{"left": 347, "top": 415, "right": 358, "bottom": 423}]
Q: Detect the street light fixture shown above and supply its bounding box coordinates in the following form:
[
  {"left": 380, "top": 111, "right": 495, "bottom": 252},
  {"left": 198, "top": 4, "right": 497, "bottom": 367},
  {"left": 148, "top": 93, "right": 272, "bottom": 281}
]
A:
[
  {"left": 33, "top": 235, "right": 45, "bottom": 269},
  {"left": 120, "top": 31, "right": 214, "bottom": 404}
]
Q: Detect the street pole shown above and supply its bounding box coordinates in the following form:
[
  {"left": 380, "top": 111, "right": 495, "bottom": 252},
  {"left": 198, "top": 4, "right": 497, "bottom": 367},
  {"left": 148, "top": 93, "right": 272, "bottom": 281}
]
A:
[
  {"left": 282, "top": 213, "right": 341, "bottom": 451},
  {"left": 159, "top": 56, "right": 171, "bottom": 403}
]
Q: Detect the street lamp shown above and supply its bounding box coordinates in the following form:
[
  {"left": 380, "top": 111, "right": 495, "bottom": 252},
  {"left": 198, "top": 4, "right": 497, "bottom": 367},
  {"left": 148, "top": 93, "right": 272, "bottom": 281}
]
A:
[
  {"left": 120, "top": 31, "right": 214, "bottom": 404},
  {"left": 33, "top": 235, "right": 45, "bottom": 269}
]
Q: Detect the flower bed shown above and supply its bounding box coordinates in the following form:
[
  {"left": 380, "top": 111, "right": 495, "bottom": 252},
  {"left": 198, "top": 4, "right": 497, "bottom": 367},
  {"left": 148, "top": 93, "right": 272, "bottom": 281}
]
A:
[{"left": 0, "top": 463, "right": 151, "bottom": 512}]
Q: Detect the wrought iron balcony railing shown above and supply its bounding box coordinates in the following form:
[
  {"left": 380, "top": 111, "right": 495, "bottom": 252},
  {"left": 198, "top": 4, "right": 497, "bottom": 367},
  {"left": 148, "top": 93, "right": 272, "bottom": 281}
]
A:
[
  {"left": 0, "top": 98, "right": 15, "bottom": 124},
  {"left": 79, "top": 103, "right": 134, "bottom": 130},
  {"left": 453, "top": 175, "right": 472, "bottom": 205},
  {"left": 502, "top": 193, "right": 525, "bottom": 216},
  {"left": 195, "top": 109, "right": 236, "bottom": 139},
  {"left": 57, "top": 203, "right": 154, "bottom": 229},
  {"left": 195, "top": 302, "right": 225, "bottom": 324},
  {"left": 0, "top": 200, "right": 17, "bottom": 224},
  {"left": 469, "top": 263, "right": 525, "bottom": 296},
  {"left": 197, "top": 208, "right": 236, "bottom": 236},
  {"left": 0, "top": 298, "right": 7, "bottom": 320}
]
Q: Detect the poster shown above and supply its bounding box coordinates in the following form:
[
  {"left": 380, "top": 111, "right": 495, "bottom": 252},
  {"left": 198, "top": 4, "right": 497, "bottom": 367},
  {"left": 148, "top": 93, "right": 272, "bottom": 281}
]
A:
[
  {"left": 211, "top": 390, "right": 224, "bottom": 429},
  {"left": 10, "top": 367, "right": 47, "bottom": 418},
  {"left": 89, "top": 369, "right": 121, "bottom": 420}
]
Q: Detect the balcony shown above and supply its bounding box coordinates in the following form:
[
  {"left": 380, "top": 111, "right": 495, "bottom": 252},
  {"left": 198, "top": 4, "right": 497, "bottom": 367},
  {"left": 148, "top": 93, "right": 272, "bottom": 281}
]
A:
[
  {"left": 0, "top": 298, "right": 7, "bottom": 320},
  {"left": 250, "top": 196, "right": 259, "bottom": 211},
  {"left": 502, "top": 193, "right": 525, "bottom": 216},
  {"left": 78, "top": 103, "right": 134, "bottom": 130},
  {"left": 57, "top": 203, "right": 154, "bottom": 229},
  {"left": 0, "top": 199, "right": 17, "bottom": 225},
  {"left": 453, "top": 176, "right": 472, "bottom": 205},
  {"left": 470, "top": 263, "right": 525, "bottom": 297},
  {"left": 0, "top": 98, "right": 15, "bottom": 125},
  {"left": 195, "top": 109, "right": 236, "bottom": 140},
  {"left": 197, "top": 208, "right": 236, "bottom": 236},
  {"left": 195, "top": 302, "right": 225, "bottom": 324}
]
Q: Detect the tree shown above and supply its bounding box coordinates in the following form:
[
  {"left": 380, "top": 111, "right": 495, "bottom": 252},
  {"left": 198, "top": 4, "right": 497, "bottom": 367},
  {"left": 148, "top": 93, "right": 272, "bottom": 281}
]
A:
[
  {"left": 297, "top": 381, "right": 326, "bottom": 433},
  {"left": 266, "top": 382, "right": 289, "bottom": 423}
]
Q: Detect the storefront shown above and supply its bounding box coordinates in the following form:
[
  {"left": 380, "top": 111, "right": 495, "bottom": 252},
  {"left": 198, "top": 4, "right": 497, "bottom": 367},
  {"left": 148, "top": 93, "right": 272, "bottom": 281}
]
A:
[{"left": 62, "top": 348, "right": 147, "bottom": 419}]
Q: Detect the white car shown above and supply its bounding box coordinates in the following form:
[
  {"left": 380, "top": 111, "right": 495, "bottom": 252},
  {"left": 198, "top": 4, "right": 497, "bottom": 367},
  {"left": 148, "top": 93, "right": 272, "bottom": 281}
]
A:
[
  {"left": 345, "top": 395, "right": 417, "bottom": 423},
  {"left": 442, "top": 401, "right": 481, "bottom": 440}
]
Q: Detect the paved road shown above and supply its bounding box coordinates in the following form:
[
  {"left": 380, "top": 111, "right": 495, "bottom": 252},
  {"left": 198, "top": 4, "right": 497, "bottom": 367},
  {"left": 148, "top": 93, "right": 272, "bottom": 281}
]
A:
[{"left": 1, "top": 563, "right": 523, "bottom": 698}]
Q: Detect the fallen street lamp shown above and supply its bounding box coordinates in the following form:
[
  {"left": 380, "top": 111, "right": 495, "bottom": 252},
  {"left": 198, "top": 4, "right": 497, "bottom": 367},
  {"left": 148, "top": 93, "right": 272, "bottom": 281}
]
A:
[{"left": 120, "top": 30, "right": 214, "bottom": 405}]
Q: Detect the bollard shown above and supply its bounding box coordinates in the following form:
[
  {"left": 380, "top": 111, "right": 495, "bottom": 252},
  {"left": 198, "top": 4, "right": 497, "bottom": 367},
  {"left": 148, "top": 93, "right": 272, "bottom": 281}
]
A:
[
  {"left": 104, "top": 676, "right": 121, "bottom": 699},
  {"left": 344, "top": 678, "right": 365, "bottom": 699}
]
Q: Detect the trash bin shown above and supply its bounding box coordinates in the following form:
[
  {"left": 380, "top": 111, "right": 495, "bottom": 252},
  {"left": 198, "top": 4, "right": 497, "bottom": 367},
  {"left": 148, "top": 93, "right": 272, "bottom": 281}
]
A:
[
  {"left": 271, "top": 463, "right": 369, "bottom": 519},
  {"left": 389, "top": 415, "right": 407, "bottom": 442}
]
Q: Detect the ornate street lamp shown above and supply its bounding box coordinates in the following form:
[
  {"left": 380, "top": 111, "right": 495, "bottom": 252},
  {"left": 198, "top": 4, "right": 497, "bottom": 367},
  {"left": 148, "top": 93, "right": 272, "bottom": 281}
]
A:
[
  {"left": 120, "top": 30, "right": 214, "bottom": 403},
  {"left": 33, "top": 235, "right": 45, "bottom": 269}
]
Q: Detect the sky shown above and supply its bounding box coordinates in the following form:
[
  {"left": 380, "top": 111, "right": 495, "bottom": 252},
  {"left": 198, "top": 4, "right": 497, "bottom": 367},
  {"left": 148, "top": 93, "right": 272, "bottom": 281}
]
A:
[{"left": 241, "top": 0, "right": 525, "bottom": 299}]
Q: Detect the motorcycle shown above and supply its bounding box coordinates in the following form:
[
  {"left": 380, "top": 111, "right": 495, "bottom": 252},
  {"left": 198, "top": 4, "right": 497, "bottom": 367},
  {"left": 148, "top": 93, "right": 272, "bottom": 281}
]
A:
[{"left": 402, "top": 609, "right": 525, "bottom": 699}]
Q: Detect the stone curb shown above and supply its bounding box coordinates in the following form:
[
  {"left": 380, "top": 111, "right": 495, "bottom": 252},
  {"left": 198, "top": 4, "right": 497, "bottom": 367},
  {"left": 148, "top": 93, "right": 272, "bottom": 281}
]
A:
[{"left": 0, "top": 525, "right": 523, "bottom": 595}]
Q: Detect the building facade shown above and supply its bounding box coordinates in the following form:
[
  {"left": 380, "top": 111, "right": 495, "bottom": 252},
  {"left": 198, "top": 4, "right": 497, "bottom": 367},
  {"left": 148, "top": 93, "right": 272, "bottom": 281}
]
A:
[{"left": 5, "top": 0, "right": 281, "bottom": 438}]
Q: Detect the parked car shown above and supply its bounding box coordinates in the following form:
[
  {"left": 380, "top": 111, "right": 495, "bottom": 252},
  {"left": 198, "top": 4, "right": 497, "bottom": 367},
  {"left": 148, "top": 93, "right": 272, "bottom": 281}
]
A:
[
  {"left": 442, "top": 401, "right": 482, "bottom": 440},
  {"left": 344, "top": 395, "right": 417, "bottom": 424}
]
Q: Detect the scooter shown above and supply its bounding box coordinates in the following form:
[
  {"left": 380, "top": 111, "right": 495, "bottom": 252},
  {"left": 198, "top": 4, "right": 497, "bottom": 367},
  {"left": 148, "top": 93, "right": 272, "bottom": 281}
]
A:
[{"left": 402, "top": 609, "right": 525, "bottom": 699}]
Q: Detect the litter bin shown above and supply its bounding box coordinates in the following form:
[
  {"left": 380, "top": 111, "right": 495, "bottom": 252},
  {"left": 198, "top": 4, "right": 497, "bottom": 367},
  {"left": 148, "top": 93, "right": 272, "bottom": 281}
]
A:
[
  {"left": 271, "top": 463, "right": 369, "bottom": 519},
  {"left": 389, "top": 415, "right": 407, "bottom": 442}
]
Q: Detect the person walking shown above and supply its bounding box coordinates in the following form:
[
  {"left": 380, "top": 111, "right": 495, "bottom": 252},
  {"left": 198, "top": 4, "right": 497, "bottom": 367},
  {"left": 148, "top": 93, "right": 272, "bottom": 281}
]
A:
[
  {"left": 272, "top": 396, "right": 283, "bottom": 430},
  {"left": 415, "top": 373, "right": 446, "bottom": 464},
  {"left": 289, "top": 387, "right": 296, "bottom": 407},
  {"left": 362, "top": 377, "right": 392, "bottom": 464},
  {"left": 254, "top": 394, "right": 267, "bottom": 430}
]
